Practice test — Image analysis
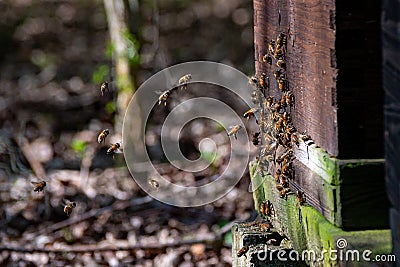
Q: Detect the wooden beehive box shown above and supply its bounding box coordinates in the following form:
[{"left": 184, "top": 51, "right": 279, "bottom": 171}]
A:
[
  {"left": 252, "top": 0, "right": 389, "bottom": 230},
  {"left": 232, "top": 1, "right": 395, "bottom": 265}
]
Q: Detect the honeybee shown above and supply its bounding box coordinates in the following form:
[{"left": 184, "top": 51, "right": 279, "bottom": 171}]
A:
[
  {"left": 296, "top": 190, "right": 306, "bottom": 205},
  {"left": 277, "top": 77, "right": 289, "bottom": 92},
  {"left": 237, "top": 246, "right": 249, "bottom": 258},
  {"left": 266, "top": 97, "right": 274, "bottom": 110},
  {"left": 267, "top": 238, "right": 279, "bottom": 246},
  {"left": 249, "top": 75, "right": 258, "bottom": 86},
  {"left": 275, "top": 169, "right": 282, "bottom": 182},
  {"left": 276, "top": 32, "right": 286, "bottom": 48},
  {"left": 252, "top": 132, "right": 261, "bottom": 146},
  {"left": 279, "top": 187, "right": 291, "bottom": 199},
  {"left": 107, "top": 142, "right": 121, "bottom": 155},
  {"left": 148, "top": 178, "right": 160, "bottom": 189},
  {"left": 100, "top": 82, "right": 109, "bottom": 96},
  {"left": 158, "top": 90, "right": 171, "bottom": 106},
  {"left": 281, "top": 91, "right": 295, "bottom": 110},
  {"left": 282, "top": 112, "right": 291, "bottom": 126},
  {"left": 274, "top": 47, "right": 284, "bottom": 60},
  {"left": 292, "top": 132, "right": 313, "bottom": 159},
  {"left": 280, "top": 174, "right": 289, "bottom": 188},
  {"left": 259, "top": 73, "right": 269, "bottom": 92},
  {"left": 227, "top": 125, "right": 242, "bottom": 140},
  {"left": 274, "top": 101, "right": 283, "bottom": 113},
  {"left": 273, "top": 69, "right": 283, "bottom": 80},
  {"left": 31, "top": 181, "right": 46, "bottom": 192},
  {"left": 299, "top": 133, "right": 313, "bottom": 143},
  {"left": 262, "top": 54, "right": 272, "bottom": 65},
  {"left": 178, "top": 74, "right": 192, "bottom": 90},
  {"left": 97, "top": 129, "right": 110, "bottom": 144},
  {"left": 260, "top": 200, "right": 274, "bottom": 217},
  {"left": 281, "top": 164, "right": 294, "bottom": 179},
  {"left": 243, "top": 108, "right": 258, "bottom": 120},
  {"left": 276, "top": 59, "right": 286, "bottom": 69},
  {"left": 276, "top": 149, "right": 294, "bottom": 164},
  {"left": 63, "top": 199, "right": 77, "bottom": 216},
  {"left": 260, "top": 221, "right": 273, "bottom": 232},
  {"left": 268, "top": 40, "right": 276, "bottom": 55}
]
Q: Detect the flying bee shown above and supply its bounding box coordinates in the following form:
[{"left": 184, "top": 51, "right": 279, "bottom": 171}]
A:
[
  {"left": 243, "top": 108, "right": 258, "bottom": 120},
  {"left": 260, "top": 200, "right": 274, "bottom": 217},
  {"left": 97, "top": 129, "right": 110, "bottom": 144},
  {"left": 158, "top": 89, "right": 172, "bottom": 106},
  {"left": 262, "top": 54, "right": 272, "bottom": 65},
  {"left": 106, "top": 142, "right": 121, "bottom": 155},
  {"left": 296, "top": 190, "right": 306, "bottom": 205},
  {"left": 100, "top": 82, "right": 109, "bottom": 96},
  {"left": 63, "top": 199, "right": 76, "bottom": 216},
  {"left": 148, "top": 178, "right": 160, "bottom": 189},
  {"left": 178, "top": 74, "right": 192, "bottom": 90},
  {"left": 237, "top": 246, "right": 249, "bottom": 258},
  {"left": 276, "top": 59, "right": 286, "bottom": 69},
  {"left": 227, "top": 125, "right": 242, "bottom": 140},
  {"left": 252, "top": 132, "right": 261, "bottom": 146},
  {"left": 31, "top": 181, "right": 46, "bottom": 192}
]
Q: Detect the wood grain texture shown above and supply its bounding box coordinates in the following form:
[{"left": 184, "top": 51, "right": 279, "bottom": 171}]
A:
[
  {"left": 254, "top": 0, "right": 383, "bottom": 158},
  {"left": 254, "top": 0, "right": 338, "bottom": 156}
]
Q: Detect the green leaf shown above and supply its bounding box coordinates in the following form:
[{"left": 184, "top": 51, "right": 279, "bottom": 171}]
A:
[
  {"left": 200, "top": 150, "right": 219, "bottom": 166},
  {"left": 92, "top": 64, "right": 110, "bottom": 84},
  {"left": 224, "top": 232, "right": 233, "bottom": 245},
  {"left": 105, "top": 101, "right": 116, "bottom": 114},
  {"left": 71, "top": 139, "right": 87, "bottom": 157},
  {"left": 105, "top": 41, "right": 115, "bottom": 59},
  {"left": 214, "top": 121, "right": 225, "bottom": 133}
]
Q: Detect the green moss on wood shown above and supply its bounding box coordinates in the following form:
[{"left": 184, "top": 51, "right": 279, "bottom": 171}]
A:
[
  {"left": 250, "top": 160, "right": 266, "bottom": 212},
  {"left": 247, "top": 163, "right": 392, "bottom": 267}
]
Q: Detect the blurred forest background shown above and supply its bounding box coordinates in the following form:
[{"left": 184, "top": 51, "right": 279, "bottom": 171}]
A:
[{"left": 0, "top": 0, "right": 256, "bottom": 266}]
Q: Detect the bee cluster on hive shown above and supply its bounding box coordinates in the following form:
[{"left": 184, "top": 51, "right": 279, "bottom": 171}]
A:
[{"left": 249, "top": 31, "right": 314, "bottom": 201}]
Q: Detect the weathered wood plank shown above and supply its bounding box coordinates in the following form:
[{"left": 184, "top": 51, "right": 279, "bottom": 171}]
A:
[{"left": 254, "top": 0, "right": 338, "bottom": 157}]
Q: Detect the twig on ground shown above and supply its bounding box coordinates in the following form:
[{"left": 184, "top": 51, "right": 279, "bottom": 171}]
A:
[
  {"left": 0, "top": 237, "right": 225, "bottom": 254},
  {"left": 37, "top": 196, "right": 153, "bottom": 235}
]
